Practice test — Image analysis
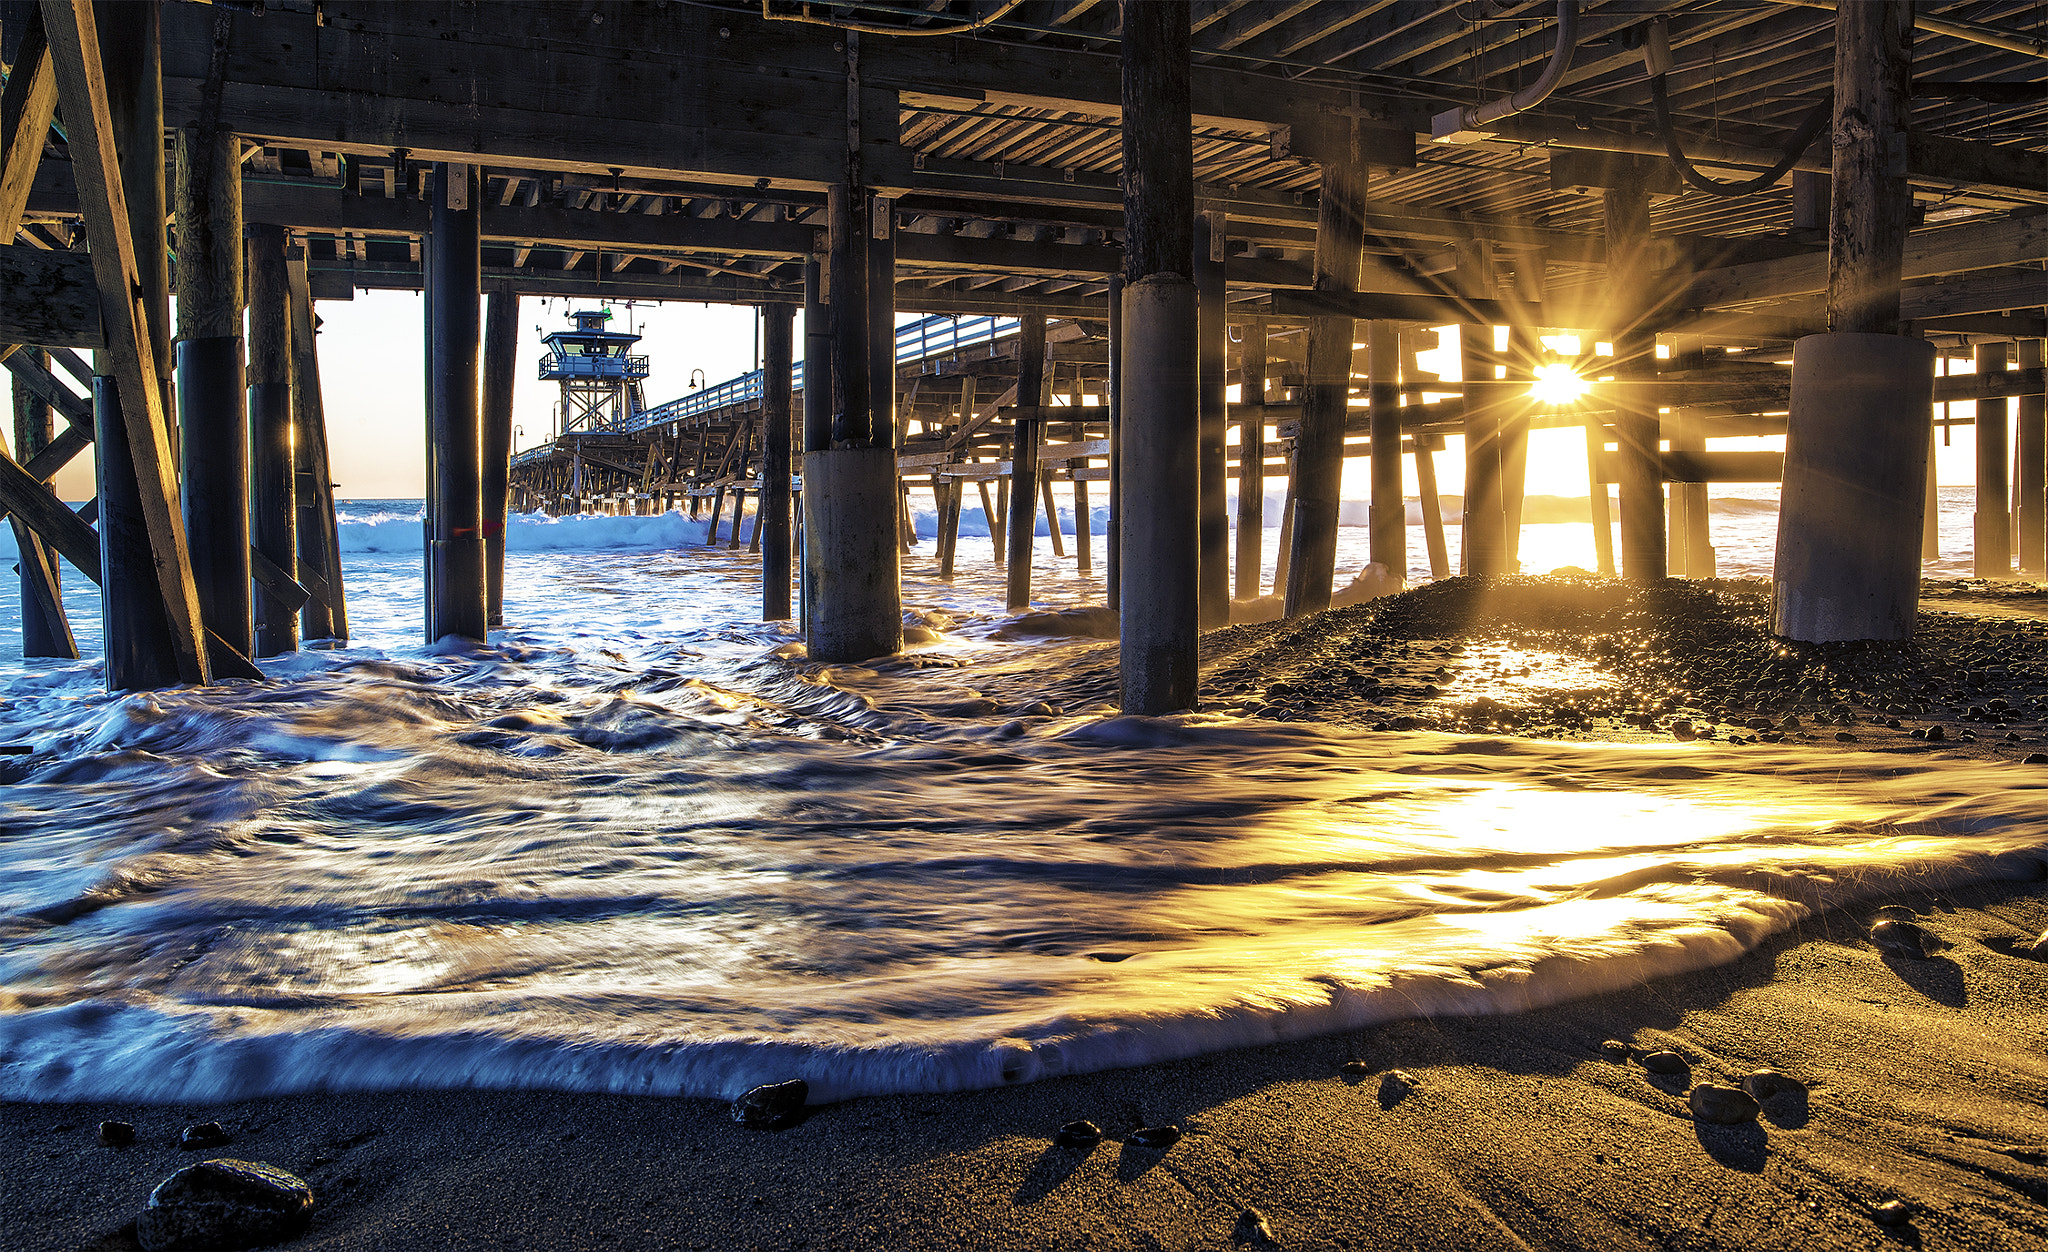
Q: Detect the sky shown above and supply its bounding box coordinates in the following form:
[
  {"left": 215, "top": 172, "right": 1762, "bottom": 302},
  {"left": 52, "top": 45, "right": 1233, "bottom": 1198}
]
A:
[{"left": 13, "top": 291, "right": 2002, "bottom": 506}]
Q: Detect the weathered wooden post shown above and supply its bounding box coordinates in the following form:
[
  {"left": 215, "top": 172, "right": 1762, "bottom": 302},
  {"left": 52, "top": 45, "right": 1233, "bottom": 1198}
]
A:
[
  {"left": 1585, "top": 417, "right": 1616, "bottom": 576},
  {"left": 1283, "top": 128, "right": 1366, "bottom": 617},
  {"left": 94, "top": 4, "right": 181, "bottom": 684},
  {"left": 803, "top": 124, "right": 902, "bottom": 662},
  {"left": 1366, "top": 321, "right": 1403, "bottom": 578},
  {"left": 246, "top": 222, "right": 297, "bottom": 657},
  {"left": 287, "top": 249, "right": 347, "bottom": 643},
  {"left": 1773, "top": 0, "right": 1932, "bottom": 641},
  {"left": 11, "top": 354, "right": 75, "bottom": 658},
  {"left": 426, "top": 162, "right": 486, "bottom": 642},
  {"left": 1974, "top": 341, "right": 2012, "bottom": 579},
  {"left": 1414, "top": 435, "right": 1450, "bottom": 579},
  {"left": 1005, "top": 313, "right": 1046, "bottom": 611},
  {"left": 1461, "top": 324, "right": 1508, "bottom": 576},
  {"left": 1117, "top": 0, "right": 1199, "bottom": 712},
  {"left": 2019, "top": 340, "right": 2045, "bottom": 578},
  {"left": 481, "top": 283, "right": 518, "bottom": 628},
  {"left": 1195, "top": 211, "right": 1229, "bottom": 627},
  {"left": 1106, "top": 272, "right": 1124, "bottom": 606},
  {"left": 1606, "top": 175, "right": 1665, "bottom": 581},
  {"left": 174, "top": 125, "right": 248, "bottom": 662},
  {"left": 761, "top": 300, "right": 795, "bottom": 620},
  {"left": 1234, "top": 317, "right": 1267, "bottom": 600}
]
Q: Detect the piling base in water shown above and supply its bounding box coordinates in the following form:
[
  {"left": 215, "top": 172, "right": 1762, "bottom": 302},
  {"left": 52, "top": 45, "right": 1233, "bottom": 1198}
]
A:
[{"left": 1773, "top": 333, "right": 1934, "bottom": 643}]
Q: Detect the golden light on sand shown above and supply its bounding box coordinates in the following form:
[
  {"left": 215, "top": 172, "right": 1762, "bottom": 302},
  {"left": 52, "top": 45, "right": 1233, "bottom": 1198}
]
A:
[{"left": 1529, "top": 362, "right": 1589, "bottom": 407}]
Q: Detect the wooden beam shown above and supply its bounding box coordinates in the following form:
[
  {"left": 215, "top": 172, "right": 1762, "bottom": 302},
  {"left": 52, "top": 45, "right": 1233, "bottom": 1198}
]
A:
[
  {"left": 1680, "top": 213, "right": 2048, "bottom": 311},
  {"left": 0, "top": 242, "right": 100, "bottom": 347},
  {"left": 0, "top": 443, "right": 98, "bottom": 575},
  {"left": 40, "top": 0, "right": 210, "bottom": 682},
  {"left": 0, "top": 2, "right": 58, "bottom": 235},
  {"left": 1592, "top": 450, "right": 1786, "bottom": 484},
  {"left": 1, "top": 344, "right": 92, "bottom": 427}
]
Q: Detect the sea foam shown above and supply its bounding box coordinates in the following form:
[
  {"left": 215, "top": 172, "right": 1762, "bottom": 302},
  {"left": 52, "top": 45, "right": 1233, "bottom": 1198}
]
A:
[{"left": 1, "top": 636, "right": 2041, "bottom": 1106}]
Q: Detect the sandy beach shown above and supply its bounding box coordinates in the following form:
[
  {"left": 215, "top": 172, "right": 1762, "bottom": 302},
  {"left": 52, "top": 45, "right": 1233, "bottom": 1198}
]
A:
[{"left": 0, "top": 879, "right": 2040, "bottom": 1251}]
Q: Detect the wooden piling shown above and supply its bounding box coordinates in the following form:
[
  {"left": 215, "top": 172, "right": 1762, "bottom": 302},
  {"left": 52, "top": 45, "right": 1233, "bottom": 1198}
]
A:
[
  {"left": 1585, "top": 418, "right": 1616, "bottom": 576},
  {"left": 246, "top": 222, "right": 298, "bottom": 658},
  {"left": 1460, "top": 324, "right": 1508, "bottom": 577},
  {"left": 481, "top": 284, "right": 518, "bottom": 628},
  {"left": 1605, "top": 178, "right": 1665, "bottom": 581},
  {"left": 1366, "top": 321, "right": 1403, "bottom": 578},
  {"left": 1234, "top": 318, "right": 1266, "bottom": 600},
  {"left": 1195, "top": 211, "right": 1229, "bottom": 627},
  {"left": 1005, "top": 313, "right": 1046, "bottom": 611},
  {"left": 761, "top": 300, "right": 795, "bottom": 620},
  {"left": 1283, "top": 138, "right": 1366, "bottom": 617},
  {"left": 1117, "top": 0, "right": 1199, "bottom": 713},
  {"left": 1106, "top": 273, "right": 1124, "bottom": 606},
  {"left": 1975, "top": 341, "right": 2012, "bottom": 579},
  {"left": 288, "top": 251, "right": 347, "bottom": 642},
  {"left": 1773, "top": 0, "right": 1928, "bottom": 642},
  {"left": 802, "top": 256, "right": 831, "bottom": 454},
  {"left": 11, "top": 352, "right": 75, "bottom": 658},
  {"left": 2019, "top": 340, "right": 2045, "bottom": 578},
  {"left": 1415, "top": 437, "right": 1450, "bottom": 580},
  {"left": 95, "top": 6, "right": 181, "bottom": 685},
  {"left": 174, "top": 125, "right": 248, "bottom": 662},
  {"left": 803, "top": 146, "right": 901, "bottom": 660},
  {"left": 426, "top": 162, "right": 486, "bottom": 642}
]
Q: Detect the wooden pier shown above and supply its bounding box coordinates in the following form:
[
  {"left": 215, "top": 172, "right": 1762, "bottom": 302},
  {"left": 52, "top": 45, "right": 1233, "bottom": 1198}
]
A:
[{"left": 1, "top": 0, "right": 2043, "bottom": 701}]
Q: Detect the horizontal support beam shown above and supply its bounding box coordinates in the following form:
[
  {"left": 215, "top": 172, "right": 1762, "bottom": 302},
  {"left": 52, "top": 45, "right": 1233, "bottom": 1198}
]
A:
[
  {"left": 1594, "top": 450, "right": 1787, "bottom": 484},
  {"left": 0, "top": 244, "right": 101, "bottom": 347},
  {"left": 1680, "top": 213, "right": 2048, "bottom": 309}
]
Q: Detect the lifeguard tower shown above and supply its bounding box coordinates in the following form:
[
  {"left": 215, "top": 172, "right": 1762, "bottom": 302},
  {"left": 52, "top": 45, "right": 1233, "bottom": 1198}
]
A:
[{"left": 538, "top": 308, "right": 650, "bottom": 434}]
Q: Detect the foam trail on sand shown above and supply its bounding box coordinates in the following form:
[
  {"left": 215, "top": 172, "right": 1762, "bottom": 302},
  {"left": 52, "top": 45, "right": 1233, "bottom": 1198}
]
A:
[{"left": 0, "top": 638, "right": 2041, "bottom": 1106}]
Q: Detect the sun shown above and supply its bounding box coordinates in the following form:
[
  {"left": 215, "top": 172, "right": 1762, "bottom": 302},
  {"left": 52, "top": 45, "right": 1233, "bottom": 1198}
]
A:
[{"left": 1529, "top": 362, "right": 1589, "bottom": 407}]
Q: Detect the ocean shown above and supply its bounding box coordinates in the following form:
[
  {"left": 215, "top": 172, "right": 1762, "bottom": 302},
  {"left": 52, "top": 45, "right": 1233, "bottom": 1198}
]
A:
[{"left": 0, "top": 490, "right": 2040, "bottom": 1106}]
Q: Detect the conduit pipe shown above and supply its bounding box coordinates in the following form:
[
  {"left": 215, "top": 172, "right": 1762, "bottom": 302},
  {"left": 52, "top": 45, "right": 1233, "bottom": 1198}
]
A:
[
  {"left": 1767, "top": 0, "right": 2048, "bottom": 61},
  {"left": 1431, "top": 0, "right": 1580, "bottom": 144}
]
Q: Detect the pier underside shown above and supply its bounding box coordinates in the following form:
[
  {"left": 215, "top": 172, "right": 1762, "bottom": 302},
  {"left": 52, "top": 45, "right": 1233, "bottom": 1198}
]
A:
[{"left": 0, "top": 0, "right": 2043, "bottom": 692}]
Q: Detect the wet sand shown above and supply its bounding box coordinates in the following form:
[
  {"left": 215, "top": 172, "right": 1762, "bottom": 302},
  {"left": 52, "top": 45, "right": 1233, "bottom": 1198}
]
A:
[
  {"left": 6, "top": 578, "right": 2047, "bottom": 1250},
  {"left": 4, "top": 880, "right": 2042, "bottom": 1251}
]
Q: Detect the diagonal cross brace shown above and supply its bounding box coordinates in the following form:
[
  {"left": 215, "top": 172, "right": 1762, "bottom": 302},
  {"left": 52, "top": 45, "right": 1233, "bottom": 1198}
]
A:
[{"left": 39, "top": 0, "right": 210, "bottom": 682}]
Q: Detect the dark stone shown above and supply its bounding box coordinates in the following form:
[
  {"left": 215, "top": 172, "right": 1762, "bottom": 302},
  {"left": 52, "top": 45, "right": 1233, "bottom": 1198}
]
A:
[
  {"left": 1689, "top": 1083, "right": 1759, "bottom": 1125},
  {"left": 1873, "top": 1199, "right": 1913, "bottom": 1226},
  {"left": 1053, "top": 1120, "right": 1100, "bottom": 1149},
  {"left": 1126, "top": 1125, "right": 1181, "bottom": 1149},
  {"left": 1640, "top": 1050, "right": 1688, "bottom": 1075},
  {"left": 1873, "top": 904, "right": 1918, "bottom": 922},
  {"left": 179, "top": 1123, "right": 230, "bottom": 1151},
  {"left": 134, "top": 1159, "right": 313, "bottom": 1252},
  {"left": 1233, "top": 1206, "right": 1277, "bottom": 1246},
  {"left": 1600, "top": 1040, "right": 1630, "bottom": 1063},
  {"left": 1871, "top": 919, "right": 1935, "bottom": 959},
  {"left": 1743, "top": 1069, "right": 1807, "bottom": 1100},
  {"left": 1835, "top": 731, "right": 1858, "bottom": 742},
  {"left": 1379, "top": 1070, "right": 1417, "bottom": 1103},
  {"left": 1926, "top": 724, "right": 1946, "bottom": 742},
  {"left": 1338, "top": 1060, "right": 1371, "bottom": 1081},
  {"left": 2025, "top": 752, "right": 2048, "bottom": 765},
  {"left": 99, "top": 1121, "right": 136, "bottom": 1148},
  {"left": 1670, "top": 719, "right": 1696, "bottom": 741},
  {"left": 730, "top": 1079, "right": 808, "bottom": 1129}
]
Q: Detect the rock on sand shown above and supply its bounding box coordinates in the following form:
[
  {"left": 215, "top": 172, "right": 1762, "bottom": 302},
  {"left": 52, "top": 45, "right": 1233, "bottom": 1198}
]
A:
[{"left": 135, "top": 1158, "right": 313, "bottom": 1252}]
